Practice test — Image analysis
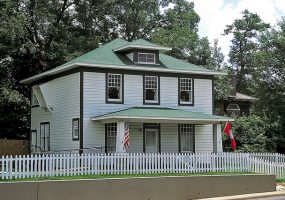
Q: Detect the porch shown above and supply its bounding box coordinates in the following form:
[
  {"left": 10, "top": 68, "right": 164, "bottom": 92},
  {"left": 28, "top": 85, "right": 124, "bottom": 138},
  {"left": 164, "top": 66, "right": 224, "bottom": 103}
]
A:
[{"left": 91, "top": 107, "right": 232, "bottom": 153}]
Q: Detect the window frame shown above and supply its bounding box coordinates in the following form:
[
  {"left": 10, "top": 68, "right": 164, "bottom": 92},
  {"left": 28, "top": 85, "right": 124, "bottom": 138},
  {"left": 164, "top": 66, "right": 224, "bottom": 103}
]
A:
[
  {"left": 106, "top": 73, "right": 124, "bottom": 104},
  {"left": 178, "top": 77, "right": 194, "bottom": 106},
  {"left": 105, "top": 123, "right": 117, "bottom": 153},
  {"left": 72, "top": 118, "right": 79, "bottom": 141},
  {"left": 40, "top": 122, "right": 50, "bottom": 152},
  {"left": 178, "top": 124, "right": 195, "bottom": 153},
  {"left": 143, "top": 75, "right": 160, "bottom": 105},
  {"left": 31, "top": 88, "right": 39, "bottom": 107},
  {"left": 137, "top": 53, "right": 156, "bottom": 64},
  {"left": 30, "top": 130, "right": 37, "bottom": 153}
]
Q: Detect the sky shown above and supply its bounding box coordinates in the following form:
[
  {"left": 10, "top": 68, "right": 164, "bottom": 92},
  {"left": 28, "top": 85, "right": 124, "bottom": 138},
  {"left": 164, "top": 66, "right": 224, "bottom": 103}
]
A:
[{"left": 190, "top": 0, "right": 285, "bottom": 61}]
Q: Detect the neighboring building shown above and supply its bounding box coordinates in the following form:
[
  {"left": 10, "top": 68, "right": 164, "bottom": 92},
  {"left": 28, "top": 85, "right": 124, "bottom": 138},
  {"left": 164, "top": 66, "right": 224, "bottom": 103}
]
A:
[
  {"left": 214, "top": 75, "right": 257, "bottom": 117},
  {"left": 21, "top": 38, "right": 232, "bottom": 154}
]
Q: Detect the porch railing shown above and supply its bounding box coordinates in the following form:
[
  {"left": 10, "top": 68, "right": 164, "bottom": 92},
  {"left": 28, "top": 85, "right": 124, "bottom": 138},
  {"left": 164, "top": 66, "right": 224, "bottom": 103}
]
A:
[{"left": 0, "top": 153, "right": 284, "bottom": 180}]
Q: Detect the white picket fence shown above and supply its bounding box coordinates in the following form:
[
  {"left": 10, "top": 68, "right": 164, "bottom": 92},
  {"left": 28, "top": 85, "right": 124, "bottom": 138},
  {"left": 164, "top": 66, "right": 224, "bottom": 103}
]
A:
[{"left": 0, "top": 153, "right": 285, "bottom": 180}]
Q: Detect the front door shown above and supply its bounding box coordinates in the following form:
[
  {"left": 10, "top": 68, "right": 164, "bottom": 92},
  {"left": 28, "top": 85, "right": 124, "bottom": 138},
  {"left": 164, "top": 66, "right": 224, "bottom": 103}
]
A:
[{"left": 145, "top": 128, "right": 159, "bottom": 153}]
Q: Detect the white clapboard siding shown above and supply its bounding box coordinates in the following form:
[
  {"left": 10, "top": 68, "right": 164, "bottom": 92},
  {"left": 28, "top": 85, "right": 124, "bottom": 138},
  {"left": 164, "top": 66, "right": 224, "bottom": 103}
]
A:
[
  {"left": 31, "top": 73, "right": 80, "bottom": 152},
  {"left": 195, "top": 125, "right": 213, "bottom": 152},
  {"left": 1, "top": 153, "right": 285, "bottom": 180},
  {"left": 83, "top": 72, "right": 214, "bottom": 153}
]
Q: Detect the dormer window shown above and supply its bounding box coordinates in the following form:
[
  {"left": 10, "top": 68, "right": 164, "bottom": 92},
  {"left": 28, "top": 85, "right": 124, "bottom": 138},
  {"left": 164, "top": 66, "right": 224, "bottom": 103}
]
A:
[{"left": 138, "top": 53, "right": 155, "bottom": 64}]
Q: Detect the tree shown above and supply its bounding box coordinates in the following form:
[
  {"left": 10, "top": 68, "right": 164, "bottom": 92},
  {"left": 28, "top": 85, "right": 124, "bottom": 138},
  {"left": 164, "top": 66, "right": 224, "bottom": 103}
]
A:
[
  {"left": 224, "top": 10, "right": 270, "bottom": 93},
  {"left": 204, "top": 39, "right": 232, "bottom": 100},
  {"left": 150, "top": 0, "right": 200, "bottom": 60},
  {"left": 224, "top": 115, "right": 275, "bottom": 152},
  {"left": 114, "top": 0, "right": 163, "bottom": 41},
  {"left": 251, "top": 18, "right": 285, "bottom": 153}
]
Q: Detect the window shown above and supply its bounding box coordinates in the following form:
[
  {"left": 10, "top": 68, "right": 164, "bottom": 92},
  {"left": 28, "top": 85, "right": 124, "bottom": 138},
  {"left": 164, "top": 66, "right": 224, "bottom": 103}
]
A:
[
  {"left": 106, "top": 123, "right": 117, "bottom": 153},
  {"left": 31, "top": 89, "right": 39, "bottom": 106},
  {"left": 144, "top": 76, "right": 159, "bottom": 104},
  {"left": 106, "top": 73, "right": 123, "bottom": 103},
  {"left": 179, "top": 124, "right": 194, "bottom": 152},
  {"left": 40, "top": 122, "right": 50, "bottom": 151},
  {"left": 72, "top": 118, "right": 79, "bottom": 141},
  {"left": 179, "top": 78, "right": 193, "bottom": 105},
  {"left": 138, "top": 53, "right": 155, "bottom": 64}
]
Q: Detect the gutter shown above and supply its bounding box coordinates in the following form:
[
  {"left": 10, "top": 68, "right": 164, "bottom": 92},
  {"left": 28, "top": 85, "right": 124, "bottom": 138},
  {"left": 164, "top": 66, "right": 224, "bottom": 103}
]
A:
[{"left": 21, "top": 62, "right": 227, "bottom": 84}]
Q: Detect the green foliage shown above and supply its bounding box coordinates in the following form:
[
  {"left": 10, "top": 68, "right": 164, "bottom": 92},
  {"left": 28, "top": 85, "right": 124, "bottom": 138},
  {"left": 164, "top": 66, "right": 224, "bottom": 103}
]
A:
[
  {"left": 224, "top": 10, "right": 270, "bottom": 93},
  {"left": 250, "top": 18, "right": 285, "bottom": 153},
  {"left": 228, "top": 115, "right": 276, "bottom": 152},
  {"left": 150, "top": 0, "right": 200, "bottom": 61}
]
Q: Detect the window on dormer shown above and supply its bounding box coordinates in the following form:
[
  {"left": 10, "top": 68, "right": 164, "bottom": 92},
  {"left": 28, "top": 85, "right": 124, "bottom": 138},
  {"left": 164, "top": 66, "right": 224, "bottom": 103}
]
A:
[
  {"left": 138, "top": 53, "right": 155, "bottom": 64},
  {"left": 107, "top": 73, "right": 123, "bottom": 103}
]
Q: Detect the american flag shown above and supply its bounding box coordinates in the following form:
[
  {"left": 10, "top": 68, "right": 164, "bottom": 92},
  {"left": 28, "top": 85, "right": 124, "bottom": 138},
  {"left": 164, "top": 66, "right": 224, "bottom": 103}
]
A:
[{"left": 123, "top": 123, "right": 130, "bottom": 150}]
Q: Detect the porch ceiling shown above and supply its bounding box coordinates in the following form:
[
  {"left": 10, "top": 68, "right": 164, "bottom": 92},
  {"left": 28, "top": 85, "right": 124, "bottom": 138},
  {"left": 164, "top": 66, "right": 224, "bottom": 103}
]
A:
[{"left": 90, "top": 107, "right": 234, "bottom": 124}]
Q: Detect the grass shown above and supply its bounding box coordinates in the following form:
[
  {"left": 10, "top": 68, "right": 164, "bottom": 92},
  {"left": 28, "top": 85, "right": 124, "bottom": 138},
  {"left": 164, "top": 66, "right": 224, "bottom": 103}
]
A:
[{"left": 0, "top": 172, "right": 255, "bottom": 182}]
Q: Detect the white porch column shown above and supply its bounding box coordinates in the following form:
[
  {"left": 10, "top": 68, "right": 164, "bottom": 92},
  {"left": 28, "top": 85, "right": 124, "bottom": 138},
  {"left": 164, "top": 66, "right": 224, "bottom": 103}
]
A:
[
  {"left": 213, "top": 124, "right": 223, "bottom": 153},
  {"left": 116, "top": 122, "right": 126, "bottom": 153}
]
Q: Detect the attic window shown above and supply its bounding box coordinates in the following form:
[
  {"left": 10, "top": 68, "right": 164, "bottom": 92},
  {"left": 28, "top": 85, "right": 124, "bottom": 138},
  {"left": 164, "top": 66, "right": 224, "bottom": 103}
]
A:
[{"left": 138, "top": 53, "right": 155, "bottom": 64}]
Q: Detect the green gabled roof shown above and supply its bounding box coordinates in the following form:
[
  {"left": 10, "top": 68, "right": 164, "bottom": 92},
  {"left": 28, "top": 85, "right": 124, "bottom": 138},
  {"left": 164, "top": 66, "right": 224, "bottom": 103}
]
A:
[
  {"left": 21, "top": 38, "right": 225, "bottom": 84},
  {"left": 91, "top": 107, "right": 233, "bottom": 124}
]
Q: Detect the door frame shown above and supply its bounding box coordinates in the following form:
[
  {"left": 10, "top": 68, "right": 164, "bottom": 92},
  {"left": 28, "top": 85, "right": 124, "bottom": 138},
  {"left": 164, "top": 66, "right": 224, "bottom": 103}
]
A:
[{"left": 143, "top": 123, "right": 160, "bottom": 153}]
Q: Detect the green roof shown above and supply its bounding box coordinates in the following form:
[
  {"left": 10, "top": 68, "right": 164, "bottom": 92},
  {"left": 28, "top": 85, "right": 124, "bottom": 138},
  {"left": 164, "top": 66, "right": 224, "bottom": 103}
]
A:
[
  {"left": 21, "top": 38, "right": 225, "bottom": 84},
  {"left": 91, "top": 107, "right": 233, "bottom": 124},
  {"left": 61, "top": 38, "right": 213, "bottom": 72}
]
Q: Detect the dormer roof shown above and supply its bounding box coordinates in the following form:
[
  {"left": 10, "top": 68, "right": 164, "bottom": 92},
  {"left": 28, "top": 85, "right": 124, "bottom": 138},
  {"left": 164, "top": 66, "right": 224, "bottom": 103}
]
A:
[
  {"left": 113, "top": 39, "right": 172, "bottom": 52},
  {"left": 21, "top": 38, "right": 226, "bottom": 84}
]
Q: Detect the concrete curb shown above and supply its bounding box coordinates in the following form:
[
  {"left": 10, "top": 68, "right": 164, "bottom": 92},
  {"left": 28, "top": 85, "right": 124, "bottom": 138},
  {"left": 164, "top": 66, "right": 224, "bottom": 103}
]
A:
[{"left": 202, "top": 191, "right": 285, "bottom": 200}]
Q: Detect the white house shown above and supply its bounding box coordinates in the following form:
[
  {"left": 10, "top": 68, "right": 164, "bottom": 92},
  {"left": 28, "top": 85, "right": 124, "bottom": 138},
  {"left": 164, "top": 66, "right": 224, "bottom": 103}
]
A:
[{"left": 21, "top": 38, "right": 232, "bottom": 154}]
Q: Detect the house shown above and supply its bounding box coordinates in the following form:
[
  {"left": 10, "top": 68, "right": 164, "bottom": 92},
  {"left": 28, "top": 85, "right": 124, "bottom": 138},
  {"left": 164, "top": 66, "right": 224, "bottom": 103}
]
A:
[
  {"left": 21, "top": 38, "right": 233, "bottom": 154},
  {"left": 214, "top": 75, "right": 257, "bottom": 117}
]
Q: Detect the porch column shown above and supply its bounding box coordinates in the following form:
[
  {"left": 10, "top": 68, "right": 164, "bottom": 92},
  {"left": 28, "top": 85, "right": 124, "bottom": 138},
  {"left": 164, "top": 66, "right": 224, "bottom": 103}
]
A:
[
  {"left": 116, "top": 122, "right": 126, "bottom": 153},
  {"left": 213, "top": 124, "right": 223, "bottom": 153}
]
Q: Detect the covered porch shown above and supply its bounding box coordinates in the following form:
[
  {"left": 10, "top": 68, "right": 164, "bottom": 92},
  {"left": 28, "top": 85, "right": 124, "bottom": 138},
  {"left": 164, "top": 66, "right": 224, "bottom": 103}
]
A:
[{"left": 91, "top": 107, "right": 233, "bottom": 153}]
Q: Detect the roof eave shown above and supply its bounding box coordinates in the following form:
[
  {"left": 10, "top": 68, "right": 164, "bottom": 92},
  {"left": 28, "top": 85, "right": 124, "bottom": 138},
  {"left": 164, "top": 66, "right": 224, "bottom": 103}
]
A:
[
  {"left": 20, "top": 62, "right": 225, "bottom": 84},
  {"left": 113, "top": 44, "right": 172, "bottom": 52},
  {"left": 91, "top": 116, "right": 234, "bottom": 124}
]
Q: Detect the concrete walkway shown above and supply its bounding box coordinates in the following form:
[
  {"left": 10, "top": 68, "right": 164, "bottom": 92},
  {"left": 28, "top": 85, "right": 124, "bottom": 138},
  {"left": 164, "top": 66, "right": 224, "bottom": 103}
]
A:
[{"left": 203, "top": 185, "right": 285, "bottom": 200}]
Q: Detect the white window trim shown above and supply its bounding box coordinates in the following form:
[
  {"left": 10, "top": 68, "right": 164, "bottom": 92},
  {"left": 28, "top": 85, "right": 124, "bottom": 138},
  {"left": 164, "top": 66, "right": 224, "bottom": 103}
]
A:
[
  {"left": 72, "top": 118, "right": 79, "bottom": 141},
  {"left": 179, "top": 78, "right": 193, "bottom": 105},
  {"left": 106, "top": 123, "right": 117, "bottom": 153},
  {"left": 31, "top": 89, "right": 39, "bottom": 106},
  {"left": 179, "top": 124, "right": 194, "bottom": 153},
  {"left": 138, "top": 53, "right": 156, "bottom": 64},
  {"left": 144, "top": 76, "right": 159, "bottom": 104},
  {"left": 107, "top": 73, "right": 122, "bottom": 102}
]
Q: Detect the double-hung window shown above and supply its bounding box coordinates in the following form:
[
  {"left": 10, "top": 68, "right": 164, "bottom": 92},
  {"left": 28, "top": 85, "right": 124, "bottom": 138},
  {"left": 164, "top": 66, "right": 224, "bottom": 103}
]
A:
[
  {"left": 106, "top": 123, "right": 117, "bottom": 153},
  {"left": 72, "top": 118, "right": 79, "bottom": 141},
  {"left": 40, "top": 122, "right": 50, "bottom": 151},
  {"left": 179, "top": 124, "right": 194, "bottom": 152},
  {"left": 144, "top": 76, "right": 159, "bottom": 104},
  {"left": 138, "top": 53, "right": 155, "bottom": 64},
  {"left": 106, "top": 73, "right": 123, "bottom": 103},
  {"left": 179, "top": 78, "right": 193, "bottom": 105}
]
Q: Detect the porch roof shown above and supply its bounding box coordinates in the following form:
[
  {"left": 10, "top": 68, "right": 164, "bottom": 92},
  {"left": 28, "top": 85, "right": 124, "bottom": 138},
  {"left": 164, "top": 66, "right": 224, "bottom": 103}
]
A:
[{"left": 91, "top": 107, "right": 233, "bottom": 124}]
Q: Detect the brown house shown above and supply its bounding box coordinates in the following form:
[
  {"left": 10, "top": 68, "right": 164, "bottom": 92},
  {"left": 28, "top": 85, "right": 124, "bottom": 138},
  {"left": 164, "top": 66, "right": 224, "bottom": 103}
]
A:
[{"left": 214, "top": 75, "right": 257, "bottom": 117}]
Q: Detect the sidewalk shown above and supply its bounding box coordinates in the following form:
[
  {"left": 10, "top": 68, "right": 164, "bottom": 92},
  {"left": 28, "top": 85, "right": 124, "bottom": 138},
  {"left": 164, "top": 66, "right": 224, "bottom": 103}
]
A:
[
  {"left": 203, "top": 185, "right": 285, "bottom": 200},
  {"left": 203, "top": 191, "right": 285, "bottom": 200}
]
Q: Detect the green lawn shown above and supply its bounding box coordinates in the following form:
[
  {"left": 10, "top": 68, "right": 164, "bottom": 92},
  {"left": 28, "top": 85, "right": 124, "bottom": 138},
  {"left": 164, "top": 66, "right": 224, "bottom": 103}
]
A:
[{"left": 0, "top": 172, "right": 255, "bottom": 182}]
